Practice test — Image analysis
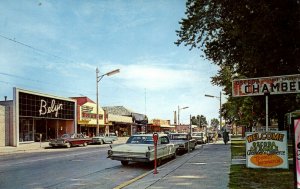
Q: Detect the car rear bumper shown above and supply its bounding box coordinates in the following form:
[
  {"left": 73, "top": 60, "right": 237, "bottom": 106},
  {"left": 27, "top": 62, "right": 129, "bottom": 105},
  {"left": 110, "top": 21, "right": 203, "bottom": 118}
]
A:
[{"left": 109, "top": 156, "right": 150, "bottom": 163}]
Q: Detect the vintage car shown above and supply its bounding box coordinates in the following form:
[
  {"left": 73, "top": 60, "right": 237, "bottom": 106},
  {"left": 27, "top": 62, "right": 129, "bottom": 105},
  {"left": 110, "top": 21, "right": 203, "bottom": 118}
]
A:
[
  {"left": 92, "top": 133, "right": 118, "bottom": 145},
  {"left": 168, "top": 133, "right": 196, "bottom": 153},
  {"left": 192, "top": 132, "right": 207, "bottom": 144},
  {"left": 49, "top": 133, "right": 92, "bottom": 148},
  {"left": 107, "top": 133, "right": 177, "bottom": 166}
]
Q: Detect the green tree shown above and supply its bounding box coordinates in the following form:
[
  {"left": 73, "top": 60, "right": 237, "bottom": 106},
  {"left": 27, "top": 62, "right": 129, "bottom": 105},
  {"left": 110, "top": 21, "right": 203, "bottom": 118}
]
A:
[
  {"left": 210, "top": 118, "right": 219, "bottom": 129},
  {"left": 191, "top": 115, "right": 208, "bottom": 127},
  {"left": 176, "top": 0, "right": 300, "bottom": 129}
]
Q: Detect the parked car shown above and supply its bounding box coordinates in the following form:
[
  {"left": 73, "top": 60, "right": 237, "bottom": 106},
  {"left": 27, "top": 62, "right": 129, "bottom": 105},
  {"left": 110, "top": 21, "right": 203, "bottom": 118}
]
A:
[
  {"left": 49, "top": 133, "right": 92, "bottom": 148},
  {"left": 92, "top": 133, "right": 118, "bottom": 145},
  {"left": 107, "top": 133, "right": 177, "bottom": 166},
  {"left": 168, "top": 133, "right": 196, "bottom": 153},
  {"left": 192, "top": 132, "right": 207, "bottom": 144}
]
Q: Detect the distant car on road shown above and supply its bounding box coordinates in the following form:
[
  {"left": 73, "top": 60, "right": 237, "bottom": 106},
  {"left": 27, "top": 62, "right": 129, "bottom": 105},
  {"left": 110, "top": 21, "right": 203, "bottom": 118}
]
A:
[
  {"left": 49, "top": 133, "right": 92, "bottom": 148},
  {"left": 192, "top": 132, "right": 207, "bottom": 144},
  {"left": 92, "top": 133, "right": 118, "bottom": 145},
  {"left": 168, "top": 133, "right": 196, "bottom": 153},
  {"left": 107, "top": 133, "right": 177, "bottom": 166}
]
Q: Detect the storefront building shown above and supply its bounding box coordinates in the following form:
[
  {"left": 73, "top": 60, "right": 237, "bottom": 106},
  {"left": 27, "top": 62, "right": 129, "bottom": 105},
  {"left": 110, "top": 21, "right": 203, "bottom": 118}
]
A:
[
  {"left": 103, "top": 106, "right": 147, "bottom": 136},
  {"left": 147, "top": 119, "right": 161, "bottom": 133},
  {"left": 71, "top": 97, "right": 106, "bottom": 137},
  {"left": 107, "top": 114, "right": 132, "bottom": 136},
  {"left": 0, "top": 98, "right": 13, "bottom": 146},
  {"left": 149, "top": 119, "right": 175, "bottom": 133},
  {"left": 0, "top": 105, "right": 5, "bottom": 146},
  {"left": 0, "top": 88, "right": 77, "bottom": 147}
]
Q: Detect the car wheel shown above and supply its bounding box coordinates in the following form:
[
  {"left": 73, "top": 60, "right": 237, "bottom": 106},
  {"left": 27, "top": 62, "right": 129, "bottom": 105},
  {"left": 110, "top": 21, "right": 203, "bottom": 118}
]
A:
[
  {"left": 83, "top": 142, "right": 88, "bottom": 147},
  {"left": 121, "top": 161, "right": 129, "bottom": 166},
  {"left": 66, "top": 143, "right": 71, "bottom": 148}
]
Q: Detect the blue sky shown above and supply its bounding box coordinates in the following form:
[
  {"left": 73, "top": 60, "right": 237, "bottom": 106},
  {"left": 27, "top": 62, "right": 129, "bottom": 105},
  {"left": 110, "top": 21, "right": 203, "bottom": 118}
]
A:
[{"left": 0, "top": 0, "right": 224, "bottom": 124}]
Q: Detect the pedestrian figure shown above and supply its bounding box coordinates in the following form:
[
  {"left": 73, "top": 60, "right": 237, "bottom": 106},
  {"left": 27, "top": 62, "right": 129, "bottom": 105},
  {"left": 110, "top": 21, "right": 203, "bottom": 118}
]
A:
[
  {"left": 223, "top": 131, "right": 229, "bottom": 145},
  {"left": 115, "top": 130, "right": 118, "bottom": 137},
  {"left": 214, "top": 131, "right": 218, "bottom": 143}
]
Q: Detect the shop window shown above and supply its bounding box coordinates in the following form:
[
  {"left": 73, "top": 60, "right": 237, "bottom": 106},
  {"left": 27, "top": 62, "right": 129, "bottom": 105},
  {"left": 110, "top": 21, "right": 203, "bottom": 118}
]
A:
[{"left": 19, "top": 119, "right": 34, "bottom": 142}]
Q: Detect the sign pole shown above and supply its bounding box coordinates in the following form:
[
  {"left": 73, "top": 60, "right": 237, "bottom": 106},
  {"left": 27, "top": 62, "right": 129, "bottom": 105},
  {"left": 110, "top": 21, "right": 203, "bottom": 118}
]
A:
[
  {"left": 153, "top": 133, "right": 158, "bottom": 174},
  {"left": 265, "top": 93, "right": 269, "bottom": 131}
]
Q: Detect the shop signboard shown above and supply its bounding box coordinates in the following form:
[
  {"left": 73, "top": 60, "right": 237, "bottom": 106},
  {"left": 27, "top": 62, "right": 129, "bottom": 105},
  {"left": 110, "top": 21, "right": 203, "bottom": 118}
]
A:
[
  {"left": 232, "top": 74, "right": 300, "bottom": 97},
  {"left": 245, "top": 131, "right": 288, "bottom": 169},
  {"left": 294, "top": 119, "right": 300, "bottom": 188},
  {"left": 18, "top": 91, "right": 75, "bottom": 120}
]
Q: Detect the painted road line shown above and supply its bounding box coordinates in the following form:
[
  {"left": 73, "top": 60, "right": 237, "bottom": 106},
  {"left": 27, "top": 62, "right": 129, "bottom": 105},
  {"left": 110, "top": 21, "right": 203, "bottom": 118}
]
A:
[{"left": 113, "top": 171, "right": 151, "bottom": 189}]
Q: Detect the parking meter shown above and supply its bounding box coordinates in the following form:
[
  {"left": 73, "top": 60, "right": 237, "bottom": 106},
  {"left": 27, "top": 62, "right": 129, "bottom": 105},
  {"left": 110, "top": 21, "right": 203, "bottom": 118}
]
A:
[
  {"left": 153, "top": 133, "right": 158, "bottom": 145},
  {"left": 152, "top": 133, "right": 159, "bottom": 174}
]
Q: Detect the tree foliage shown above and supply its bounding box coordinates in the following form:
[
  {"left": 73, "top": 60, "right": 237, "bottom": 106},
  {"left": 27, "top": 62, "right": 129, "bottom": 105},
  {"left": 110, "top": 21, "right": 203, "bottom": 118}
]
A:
[
  {"left": 210, "top": 118, "right": 219, "bottom": 129},
  {"left": 176, "top": 0, "right": 300, "bottom": 128},
  {"left": 191, "top": 114, "right": 208, "bottom": 126}
]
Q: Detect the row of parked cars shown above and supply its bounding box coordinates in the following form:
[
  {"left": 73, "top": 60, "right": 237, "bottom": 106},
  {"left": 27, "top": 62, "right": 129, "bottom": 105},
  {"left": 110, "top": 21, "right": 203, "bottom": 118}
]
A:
[
  {"left": 48, "top": 132, "right": 207, "bottom": 167},
  {"left": 48, "top": 133, "right": 118, "bottom": 148},
  {"left": 108, "top": 132, "right": 206, "bottom": 166}
]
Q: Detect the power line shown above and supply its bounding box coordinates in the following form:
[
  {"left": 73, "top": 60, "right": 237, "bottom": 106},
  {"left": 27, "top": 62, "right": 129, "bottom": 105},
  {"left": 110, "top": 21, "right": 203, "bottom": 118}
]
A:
[
  {"left": 0, "top": 33, "right": 73, "bottom": 63},
  {"left": 0, "top": 34, "right": 147, "bottom": 102}
]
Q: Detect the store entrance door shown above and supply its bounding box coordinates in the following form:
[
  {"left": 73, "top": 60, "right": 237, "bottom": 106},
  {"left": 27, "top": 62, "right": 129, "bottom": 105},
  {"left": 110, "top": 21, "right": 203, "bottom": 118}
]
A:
[{"left": 19, "top": 118, "right": 34, "bottom": 142}]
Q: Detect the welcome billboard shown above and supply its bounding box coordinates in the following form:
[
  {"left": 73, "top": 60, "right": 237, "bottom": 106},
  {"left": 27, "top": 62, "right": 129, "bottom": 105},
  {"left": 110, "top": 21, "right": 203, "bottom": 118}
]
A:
[
  {"left": 245, "top": 131, "right": 288, "bottom": 169},
  {"left": 232, "top": 74, "right": 300, "bottom": 97}
]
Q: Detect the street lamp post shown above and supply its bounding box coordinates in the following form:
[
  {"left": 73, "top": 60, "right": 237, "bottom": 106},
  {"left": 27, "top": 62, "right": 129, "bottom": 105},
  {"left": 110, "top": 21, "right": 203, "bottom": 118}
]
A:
[
  {"left": 96, "top": 68, "right": 120, "bottom": 136},
  {"left": 178, "top": 106, "right": 189, "bottom": 125},
  {"left": 205, "top": 92, "right": 222, "bottom": 130}
]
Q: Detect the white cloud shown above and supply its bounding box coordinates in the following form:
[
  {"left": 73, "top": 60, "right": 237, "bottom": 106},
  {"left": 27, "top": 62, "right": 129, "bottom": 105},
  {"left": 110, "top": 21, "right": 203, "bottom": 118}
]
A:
[{"left": 116, "top": 64, "right": 201, "bottom": 91}]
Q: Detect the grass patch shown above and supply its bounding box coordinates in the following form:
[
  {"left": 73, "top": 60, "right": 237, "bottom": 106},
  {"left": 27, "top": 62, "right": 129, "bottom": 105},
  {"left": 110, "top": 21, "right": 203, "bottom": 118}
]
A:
[
  {"left": 230, "top": 137, "right": 295, "bottom": 189},
  {"left": 229, "top": 164, "right": 294, "bottom": 189}
]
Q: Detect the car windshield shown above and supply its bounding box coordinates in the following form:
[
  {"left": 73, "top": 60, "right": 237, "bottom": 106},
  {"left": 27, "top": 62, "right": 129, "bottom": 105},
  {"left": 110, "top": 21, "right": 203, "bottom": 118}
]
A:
[
  {"left": 192, "top": 133, "right": 203, "bottom": 136},
  {"left": 169, "top": 134, "right": 188, "bottom": 140},
  {"left": 126, "top": 136, "right": 154, "bottom": 144}
]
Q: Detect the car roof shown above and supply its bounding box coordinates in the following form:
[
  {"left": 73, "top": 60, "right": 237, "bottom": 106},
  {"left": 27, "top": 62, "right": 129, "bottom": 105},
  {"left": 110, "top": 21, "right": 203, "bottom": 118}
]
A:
[{"left": 131, "top": 133, "right": 168, "bottom": 137}]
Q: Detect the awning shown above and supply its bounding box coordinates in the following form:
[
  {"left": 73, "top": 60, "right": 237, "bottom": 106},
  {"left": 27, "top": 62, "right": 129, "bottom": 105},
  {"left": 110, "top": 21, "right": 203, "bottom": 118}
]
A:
[{"left": 107, "top": 114, "right": 132, "bottom": 123}]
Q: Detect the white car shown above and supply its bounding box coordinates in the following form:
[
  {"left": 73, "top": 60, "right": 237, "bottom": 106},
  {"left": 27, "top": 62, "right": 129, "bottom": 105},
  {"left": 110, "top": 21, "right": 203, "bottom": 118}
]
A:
[
  {"left": 92, "top": 133, "right": 118, "bottom": 145},
  {"left": 168, "top": 133, "right": 196, "bottom": 153},
  {"left": 107, "top": 134, "right": 177, "bottom": 166},
  {"left": 192, "top": 132, "right": 207, "bottom": 144}
]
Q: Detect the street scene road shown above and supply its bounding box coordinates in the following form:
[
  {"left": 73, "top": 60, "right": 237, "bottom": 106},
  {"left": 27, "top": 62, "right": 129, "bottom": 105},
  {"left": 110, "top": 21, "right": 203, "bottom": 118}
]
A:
[
  {"left": 0, "top": 140, "right": 230, "bottom": 189},
  {"left": 0, "top": 144, "right": 152, "bottom": 189}
]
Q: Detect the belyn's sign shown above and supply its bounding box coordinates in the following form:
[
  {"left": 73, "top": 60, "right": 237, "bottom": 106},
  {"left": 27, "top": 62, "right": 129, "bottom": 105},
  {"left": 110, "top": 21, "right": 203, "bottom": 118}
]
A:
[
  {"left": 39, "top": 99, "right": 63, "bottom": 117},
  {"left": 232, "top": 74, "right": 300, "bottom": 97},
  {"left": 245, "top": 131, "right": 288, "bottom": 169}
]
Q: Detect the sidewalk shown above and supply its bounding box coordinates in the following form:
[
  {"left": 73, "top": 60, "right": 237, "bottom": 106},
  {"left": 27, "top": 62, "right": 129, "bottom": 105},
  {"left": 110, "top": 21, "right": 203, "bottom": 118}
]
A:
[
  {"left": 0, "top": 137, "right": 129, "bottom": 155},
  {"left": 119, "top": 140, "right": 231, "bottom": 189}
]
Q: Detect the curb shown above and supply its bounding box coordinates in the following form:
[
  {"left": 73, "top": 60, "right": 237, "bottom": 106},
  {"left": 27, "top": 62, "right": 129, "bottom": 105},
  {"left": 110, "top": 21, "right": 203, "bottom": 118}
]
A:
[
  {"left": 114, "top": 145, "right": 204, "bottom": 189},
  {"left": 113, "top": 171, "right": 151, "bottom": 189}
]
